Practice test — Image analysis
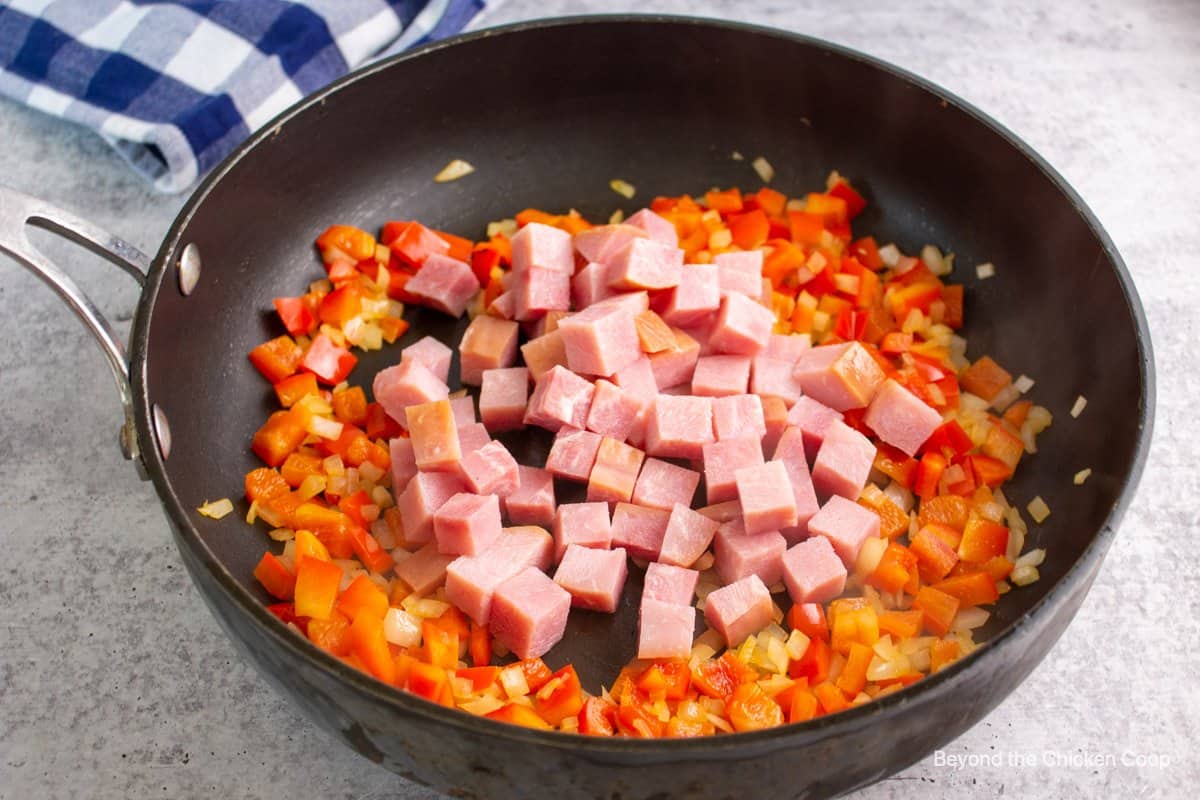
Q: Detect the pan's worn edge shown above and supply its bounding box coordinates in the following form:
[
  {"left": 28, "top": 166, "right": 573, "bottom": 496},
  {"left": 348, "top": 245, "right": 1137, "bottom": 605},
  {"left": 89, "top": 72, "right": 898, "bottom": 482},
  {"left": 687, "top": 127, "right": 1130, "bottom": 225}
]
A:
[{"left": 126, "top": 14, "right": 1156, "bottom": 757}]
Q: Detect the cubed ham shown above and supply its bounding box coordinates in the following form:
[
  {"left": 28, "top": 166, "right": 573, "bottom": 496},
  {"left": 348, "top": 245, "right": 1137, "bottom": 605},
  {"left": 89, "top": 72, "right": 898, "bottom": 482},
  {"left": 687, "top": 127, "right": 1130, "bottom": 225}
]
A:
[
  {"left": 658, "top": 503, "right": 721, "bottom": 568},
  {"left": 585, "top": 379, "right": 645, "bottom": 442},
  {"left": 489, "top": 567, "right": 571, "bottom": 659},
  {"left": 488, "top": 290, "right": 516, "bottom": 320},
  {"left": 714, "top": 250, "right": 764, "bottom": 297},
  {"left": 764, "top": 332, "right": 811, "bottom": 362},
  {"left": 571, "top": 261, "right": 615, "bottom": 308},
  {"left": 713, "top": 520, "right": 787, "bottom": 587},
  {"left": 405, "top": 253, "right": 480, "bottom": 317},
  {"left": 458, "top": 315, "right": 520, "bottom": 386},
  {"left": 559, "top": 304, "right": 641, "bottom": 377},
  {"left": 637, "top": 598, "right": 696, "bottom": 660},
  {"left": 511, "top": 221, "right": 574, "bottom": 274},
  {"left": 691, "top": 355, "right": 752, "bottom": 397},
  {"left": 553, "top": 545, "right": 629, "bottom": 612},
  {"left": 610, "top": 503, "right": 670, "bottom": 561},
  {"left": 587, "top": 437, "right": 645, "bottom": 504},
  {"left": 703, "top": 574, "right": 773, "bottom": 647},
  {"left": 479, "top": 367, "right": 529, "bottom": 432},
  {"left": 405, "top": 399, "right": 461, "bottom": 472},
  {"left": 761, "top": 396, "right": 789, "bottom": 458},
  {"left": 545, "top": 426, "right": 603, "bottom": 482},
  {"left": 593, "top": 290, "right": 651, "bottom": 316},
  {"left": 434, "top": 492, "right": 503, "bottom": 556},
  {"left": 711, "top": 393, "right": 766, "bottom": 442},
  {"left": 513, "top": 267, "right": 571, "bottom": 321},
  {"left": 528, "top": 310, "right": 569, "bottom": 339},
  {"left": 771, "top": 426, "right": 821, "bottom": 544},
  {"left": 445, "top": 526, "right": 554, "bottom": 624},
  {"left": 553, "top": 502, "right": 613, "bottom": 560},
  {"left": 373, "top": 360, "right": 449, "bottom": 425},
  {"left": 809, "top": 495, "right": 880, "bottom": 567},
  {"left": 398, "top": 471, "right": 467, "bottom": 544},
  {"left": 460, "top": 440, "right": 520, "bottom": 496},
  {"left": 573, "top": 224, "right": 647, "bottom": 264},
  {"left": 607, "top": 238, "right": 684, "bottom": 291},
  {"left": 394, "top": 541, "right": 455, "bottom": 595},
  {"left": 647, "top": 327, "right": 700, "bottom": 389},
  {"left": 524, "top": 365, "right": 595, "bottom": 432},
  {"left": 811, "top": 420, "right": 875, "bottom": 500},
  {"left": 455, "top": 422, "right": 491, "bottom": 455},
  {"left": 661, "top": 263, "right": 720, "bottom": 327},
  {"left": 750, "top": 356, "right": 804, "bottom": 406},
  {"left": 709, "top": 292, "right": 774, "bottom": 355},
  {"left": 613, "top": 356, "right": 659, "bottom": 407},
  {"left": 520, "top": 330, "right": 568, "bottom": 381},
  {"left": 642, "top": 562, "right": 699, "bottom": 606},
  {"left": 781, "top": 535, "right": 847, "bottom": 604},
  {"left": 631, "top": 458, "right": 700, "bottom": 511},
  {"left": 702, "top": 437, "right": 764, "bottom": 504},
  {"left": 389, "top": 437, "right": 417, "bottom": 494},
  {"left": 793, "top": 342, "right": 886, "bottom": 411},
  {"left": 645, "top": 394, "right": 714, "bottom": 460},
  {"left": 697, "top": 500, "right": 743, "bottom": 523},
  {"left": 504, "top": 466, "right": 556, "bottom": 526},
  {"left": 863, "top": 378, "right": 943, "bottom": 457},
  {"left": 400, "top": 336, "right": 452, "bottom": 384},
  {"left": 625, "top": 208, "right": 678, "bottom": 246},
  {"left": 449, "top": 395, "right": 476, "bottom": 426},
  {"left": 735, "top": 460, "right": 798, "bottom": 535},
  {"left": 786, "top": 396, "right": 843, "bottom": 462}
]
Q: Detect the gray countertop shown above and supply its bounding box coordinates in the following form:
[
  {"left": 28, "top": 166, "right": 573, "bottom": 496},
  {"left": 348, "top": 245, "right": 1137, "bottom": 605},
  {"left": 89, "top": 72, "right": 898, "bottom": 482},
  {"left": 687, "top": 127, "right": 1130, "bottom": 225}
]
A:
[{"left": 1, "top": 0, "right": 1196, "bottom": 797}]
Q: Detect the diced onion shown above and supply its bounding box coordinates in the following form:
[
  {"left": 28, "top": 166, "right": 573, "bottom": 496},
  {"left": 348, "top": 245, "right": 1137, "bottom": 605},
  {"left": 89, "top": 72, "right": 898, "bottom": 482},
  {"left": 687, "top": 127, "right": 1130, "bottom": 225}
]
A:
[
  {"left": 922, "top": 244, "right": 950, "bottom": 276},
  {"left": 1070, "top": 395, "right": 1088, "bottom": 418},
  {"left": 1014, "top": 374, "right": 1035, "bottom": 393},
  {"left": 609, "top": 179, "right": 636, "bottom": 199},
  {"left": 268, "top": 527, "right": 294, "bottom": 542},
  {"left": 383, "top": 607, "right": 422, "bottom": 648},
  {"left": 486, "top": 219, "right": 517, "bottom": 239},
  {"left": 1014, "top": 548, "right": 1046, "bottom": 569},
  {"left": 752, "top": 156, "right": 775, "bottom": 183},
  {"left": 785, "top": 629, "right": 810, "bottom": 661},
  {"left": 730, "top": 150, "right": 745, "bottom": 161},
  {"left": 499, "top": 664, "right": 531, "bottom": 698},
  {"left": 434, "top": 159, "right": 475, "bottom": 183},
  {"left": 197, "top": 498, "right": 234, "bottom": 519},
  {"left": 297, "top": 474, "right": 327, "bottom": 501},
  {"left": 608, "top": 209, "right": 625, "bottom": 224},
  {"left": 460, "top": 695, "right": 504, "bottom": 717},
  {"left": 976, "top": 262, "right": 996, "bottom": 279},
  {"left": 877, "top": 243, "right": 901, "bottom": 267},
  {"left": 1011, "top": 564, "right": 1040, "bottom": 586},
  {"left": 856, "top": 537, "right": 888, "bottom": 578},
  {"left": 305, "top": 414, "right": 343, "bottom": 441},
  {"left": 1073, "top": 468, "right": 1092, "bottom": 485},
  {"left": 951, "top": 607, "right": 990, "bottom": 631},
  {"left": 1027, "top": 496, "right": 1051, "bottom": 523}
]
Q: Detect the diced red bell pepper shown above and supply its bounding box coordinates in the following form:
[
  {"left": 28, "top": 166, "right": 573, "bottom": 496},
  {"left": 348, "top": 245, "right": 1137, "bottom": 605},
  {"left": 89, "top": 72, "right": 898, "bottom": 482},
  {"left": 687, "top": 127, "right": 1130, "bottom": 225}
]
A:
[
  {"left": 692, "top": 653, "right": 751, "bottom": 699},
  {"left": 347, "top": 525, "right": 394, "bottom": 575},
  {"left": 254, "top": 552, "right": 296, "bottom": 600},
  {"left": 888, "top": 281, "right": 943, "bottom": 320},
  {"left": 365, "top": 402, "right": 404, "bottom": 441},
  {"left": 274, "top": 372, "right": 319, "bottom": 408},
  {"left": 336, "top": 574, "right": 389, "bottom": 622},
  {"left": 941, "top": 284, "right": 964, "bottom": 329},
  {"left": 534, "top": 665, "right": 584, "bottom": 725},
  {"left": 249, "top": 335, "right": 304, "bottom": 384},
  {"left": 468, "top": 621, "right": 491, "bottom": 668},
  {"left": 470, "top": 245, "right": 502, "bottom": 287},
  {"left": 316, "top": 224, "right": 377, "bottom": 263},
  {"left": 879, "top": 331, "right": 913, "bottom": 355},
  {"left": 958, "top": 518, "right": 1009, "bottom": 564},
  {"left": 874, "top": 444, "right": 919, "bottom": 488},
  {"left": 456, "top": 665, "right": 500, "bottom": 691},
  {"left": 726, "top": 682, "right": 784, "bottom": 732},
  {"left": 386, "top": 221, "right": 451, "bottom": 268},
  {"left": 273, "top": 296, "right": 317, "bottom": 337},
  {"left": 577, "top": 696, "right": 618, "bottom": 736},
  {"left": 434, "top": 230, "right": 474, "bottom": 262},
  {"left": 252, "top": 409, "right": 307, "bottom": 467},
  {"left": 318, "top": 284, "right": 363, "bottom": 326},
  {"left": 828, "top": 181, "right": 867, "bottom": 219},
  {"left": 833, "top": 308, "right": 867, "bottom": 341},
  {"left": 910, "top": 525, "right": 961, "bottom": 583},
  {"left": 265, "top": 602, "right": 308, "bottom": 633},
  {"left": 300, "top": 334, "right": 357, "bottom": 385},
  {"left": 616, "top": 697, "right": 666, "bottom": 738},
  {"left": 804, "top": 192, "right": 849, "bottom": 226},
  {"left": 968, "top": 454, "right": 1013, "bottom": 488},
  {"left": 923, "top": 420, "right": 974, "bottom": 459},
  {"left": 728, "top": 209, "right": 770, "bottom": 250},
  {"left": 789, "top": 637, "right": 831, "bottom": 684},
  {"left": 913, "top": 586, "right": 960, "bottom": 636},
  {"left": 487, "top": 702, "right": 552, "bottom": 730},
  {"left": 934, "top": 571, "right": 1001, "bottom": 608},
  {"left": 787, "top": 602, "right": 829, "bottom": 641},
  {"left": 407, "top": 661, "right": 450, "bottom": 701},
  {"left": 913, "top": 452, "right": 948, "bottom": 500},
  {"left": 518, "top": 658, "right": 553, "bottom": 693},
  {"left": 850, "top": 236, "right": 884, "bottom": 270}
]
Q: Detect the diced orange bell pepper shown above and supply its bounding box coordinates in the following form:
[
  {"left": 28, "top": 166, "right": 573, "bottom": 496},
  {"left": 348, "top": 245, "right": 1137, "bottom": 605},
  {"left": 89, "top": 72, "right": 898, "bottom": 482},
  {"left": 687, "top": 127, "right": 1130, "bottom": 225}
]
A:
[
  {"left": 859, "top": 492, "right": 908, "bottom": 540},
  {"left": 754, "top": 187, "right": 787, "bottom": 217},
  {"left": 456, "top": 665, "right": 500, "bottom": 692},
  {"left": 874, "top": 444, "right": 918, "bottom": 489},
  {"left": 888, "top": 281, "right": 943, "bottom": 320},
  {"left": 726, "top": 682, "right": 784, "bottom": 732},
  {"left": 331, "top": 386, "right": 368, "bottom": 427},
  {"left": 728, "top": 209, "right": 769, "bottom": 250},
  {"left": 813, "top": 682, "right": 850, "bottom": 714},
  {"left": 485, "top": 702, "right": 554, "bottom": 730},
  {"left": 914, "top": 586, "right": 960, "bottom": 636},
  {"left": 617, "top": 697, "right": 666, "bottom": 738},
  {"left": 934, "top": 571, "right": 1001, "bottom": 608},
  {"left": 704, "top": 188, "right": 743, "bottom": 214},
  {"left": 279, "top": 452, "right": 323, "bottom": 488},
  {"left": 968, "top": 455, "right": 1013, "bottom": 488},
  {"left": 407, "top": 661, "right": 449, "bottom": 701},
  {"left": 294, "top": 556, "right": 342, "bottom": 620},
  {"left": 378, "top": 315, "right": 410, "bottom": 344},
  {"left": 693, "top": 653, "right": 754, "bottom": 699},
  {"left": 917, "top": 494, "right": 970, "bottom": 531},
  {"left": 307, "top": 609, "right": 351, "bottom": 656},
  {"left": 958, "top": 518, "right": 1010, "bottom": 563},
  {"left": 535, "top": 665, "right": 584, "bottom": 725},
  {"left": 836, "top": 642, "right": 873, "bottom": 697},
  {"left": 249, "top": 335, "right": 304, "bottom": 384},
  {"left": 941, "top": 284, "right": 964, "bottom": 329},
  {"left": 868, "top": 542, "right": 918, "bottom": 594},
  {"left": 316, "top": 225, "right": 376, "bottom": 263},
  {"left": 577, "top": 696, "right": 618, "bottom": 736},
  {"left": 348, "top": 610, "right": 395, "bottom": 684},
  {"left": 830, "top": 598, "right": 880, "bottom": 655},
  {"left": 345, "top": 525, "right": 393, "bottom": 575},
  {"left": 253, "top": 552, "right": 296, "bottom": 600},
  {"left": 274, "top": 372, "right": 319, "bottom": 408},
  {"left": 245, "top": 467, "right": 290, "bottom": 503},
  {"left": 421, "top": 620, "right": 459, "bottom": 670},
  {"left": 252, "top": 409, "right": 307, "bottom": 467},
  {"left": 910, "top": 525, "right": 961, "bottom": 583},
  {"left": 958, "top": 356, "right": 1012, "bottom": 401},
  {"left": 434, "top": 230, "right": 474, "bottom": 262},
  {"left": 878, "top": 609, "right": 925, "bottom": 640},
  {"left": 930, "top": 639, "right": 961, "bottom": 672},
  {"left": 385, "top": 221, "right": 450, "bottom": 268},
  {"left": 318, "top": 284, "right": 363, "bottom": 326},
  {"left": 788, "top": 211, "right": 825, "bottom": 246},
  {"left": 518, "top": 658, "right": 554, "bottom": 693},
  {"left": 789, "top": 687, "right": 820, "bottom": 723},
  {"left": 666, "top": 699, "right": 714, "bottom": 738},
  {"left": 469, "top": 620, "right": 491, "bottom": 668},
  {"left": 365, "top": 402, "right": 404, "bottom": 441},
  {"left": 336, "top": 574, "right": 389, "bottom": 622},
  {"left": 982, "top": 422, "right": 1024, "bottom": 471}
]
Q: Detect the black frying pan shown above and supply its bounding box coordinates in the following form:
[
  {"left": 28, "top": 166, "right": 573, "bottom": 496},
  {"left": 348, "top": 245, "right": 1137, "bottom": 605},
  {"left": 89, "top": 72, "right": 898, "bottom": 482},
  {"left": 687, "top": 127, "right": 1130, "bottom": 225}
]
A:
[{"left": 0, "top": 16, "right": 1152, "bottom": 800}]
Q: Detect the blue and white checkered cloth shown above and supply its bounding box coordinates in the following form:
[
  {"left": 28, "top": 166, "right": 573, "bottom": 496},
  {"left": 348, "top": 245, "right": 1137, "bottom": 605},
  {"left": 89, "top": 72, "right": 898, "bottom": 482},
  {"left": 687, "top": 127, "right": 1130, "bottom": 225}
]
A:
[{"left": 0, "top": 0, "right": 496, "bottom": 192}]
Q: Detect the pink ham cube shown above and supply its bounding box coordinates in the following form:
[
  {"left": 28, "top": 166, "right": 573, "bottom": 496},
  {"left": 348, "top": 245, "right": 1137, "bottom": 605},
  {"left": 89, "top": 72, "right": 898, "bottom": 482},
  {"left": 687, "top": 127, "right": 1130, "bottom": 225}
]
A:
[
  {"left": 373, "top": 360, "right": 449, "bottom": 425},
  {"left": 524, "top": 365, "right": 595, "bottom": 432},
  {"left": 631, "top": 458, "right": 700, "bottom": 511},
  {"left": 571, "top": 261, "right": 615, "bottom": 308},
  {"left": 793, "top": 342, "right": 886, "bottom": 411},
  {"left": 545, "top": 426, "right": 603, "bottom": 482},
  {"left": 709, "top": 292, "right": 774, "bottom": 355},
  {"left": 691, "top": 354, "right": 752, "bottom": 397},
  {"left": 761, "top": 396, "right": 789, "bottom": 460},
  {"left": 449, "top": 396, "right": 476, "bottom": 426},
  {"left": 771, "top": 426, "right": 821, "bottom": 544},
  {"left": 520, "top": 330, "right": 568, "bottom": 381},
  {"left": 458, "top": 315, "right": 520, "bottom": 386},
  {"left": 613, "top": 356, "right": 659, "bottom": 407},
  {"left": 586, "top": 437, "right": 645, "bottom": 504},
  {"left": 712, "top": 393, "right": 766, "bottom": 442},
  {"left": 513, "top": 267, "right": 571, "bottom": 321},
  {"left": 504, "top": 466, "right": 556, "bottom": 526},
  {"left": 750, "top": 356, "right": 804, "bottom": 406},
  {"left": 625, "top": 208, "right": 678, "bottom": 246},
  {"left": 398, "top": 471, "right": 466, "bottom": 545},
  {"left": 703, "top": 574, "right": 774, "bottom": 647},
  {"left": 488, "top": 290, "right": 516, "bottom": 320},
  {"left": 697, "top": 500, "right": 742, "bottom": 523},
  {"left": 394, "top": 541, "right": 456, "bottom": 595},
  {"left": 559, "top": 304, "right": 641, "bottom": 377},
  {"left": 643, "top": 562, "right": 699, "bottom": 606},
  {"left": 786, "top": 396, "right": 843, "bottom": 462},
  {"left": 735, "top": 460, "right": 798, "bottom": 535},
  {"left": 389, "top": 436, "right": 418, "bottom": 494},
  {"left": 661, "top": 263, "right": 720, "bottom": 327},
  {"left": 863, "top": 378, "right": 943, "bottom": 457},
  {"left": 455, "top": 422, "right": 491, "bottom": 456},
  {"left": 585, "top": 379, "right": 645, "bottom": 442},
  {"left": 553, "top": 544, "right": 629, "bottom": 612},
  {"left": 434, "top": 492, "right": 503, "bottom": 556},
  {"left": 445, "top": 526, "right": 555, "bottom": 624},
  {"left": 404, "top": 253, "right": 480, "bottom": 317},
  {"left": 811, "top": 420, "right": 875, "bottom": 500},
  {"left": 764, "top": 332, "right": 811, "bottom": 362},
  {"left": 808, "top": 495, "right": 880, "bottom": 567},
  {"left": 529, "top": 309, "right": 569, "bottom": 338},
  {"left": 647, "top": 327, "right": 700, "bottom": 389},
  {"left": 658, "top": 503, "right": 721, "bottom": 568},
  {"left": 401, "top": 336, "right": 452, "bottom": 384},
  {"left": 781, "top": 535, "right": 847, "bottom": 604},
  {"left": 702, "top": 437, "right": 764, "bottom": 504},
  {"left": 638, "top": 598, "right": 696, "bottom": 660},
  {"left": 593, "top": 290, "right": 651, "bottom": 316},
  {"left": 489, "top": 567, "right": 571, "bottom": 659},
  {"left": 610, "top": 503, "right": 670, "bottom": 561},
  {"left": 573, "top": 224, "right": 646, "bottom": 264},
  {"left": 459, "top": 440, "right": 520, "bottom": 496},
  {"left": 406, "top": 399, "right": 461, "bottom": 473},
  {"left": 511, "top": 221, "right": 574, "bottom": 274},
  {"left": 713, "top": 520, "right": 787, "bottom": 587},
  {"left": 479, "top": 367, "right": 529, "bottom": 432},
  {"left": 553, "top": 502, "right": 612, "bottom": 561},
  {"left": 607, "top": 238, "right": 684, "bottom": 291},
  {"left": 714, "top": 250, "right": 763, "bottom": 297},
  {"left": 644, "top": 394, "right": 714, "bottom": 460}
]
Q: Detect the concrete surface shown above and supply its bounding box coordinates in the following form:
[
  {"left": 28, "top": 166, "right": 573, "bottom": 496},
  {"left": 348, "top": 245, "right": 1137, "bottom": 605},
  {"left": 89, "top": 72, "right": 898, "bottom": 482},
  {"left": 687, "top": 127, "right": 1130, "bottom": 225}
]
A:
[{"left": 0, "top": 0, "right": 1196, "bottom": 797}]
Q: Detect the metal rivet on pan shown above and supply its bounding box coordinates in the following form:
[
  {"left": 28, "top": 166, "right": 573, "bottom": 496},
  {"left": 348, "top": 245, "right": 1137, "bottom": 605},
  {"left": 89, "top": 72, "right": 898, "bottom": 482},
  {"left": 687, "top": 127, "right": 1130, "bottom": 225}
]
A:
[
  {"left": 178, "top": 243, "right": 201, "bottom": 295},
  {"left": 153, "top": 404, "right": 172, "bottom": 460}
]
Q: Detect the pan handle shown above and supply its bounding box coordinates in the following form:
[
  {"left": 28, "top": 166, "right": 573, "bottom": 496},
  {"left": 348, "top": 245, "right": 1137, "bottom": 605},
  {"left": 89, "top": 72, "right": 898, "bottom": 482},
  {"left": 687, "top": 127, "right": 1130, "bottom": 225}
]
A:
[{"left": 0, "top": 185, "right": 152, "bottom": 469}]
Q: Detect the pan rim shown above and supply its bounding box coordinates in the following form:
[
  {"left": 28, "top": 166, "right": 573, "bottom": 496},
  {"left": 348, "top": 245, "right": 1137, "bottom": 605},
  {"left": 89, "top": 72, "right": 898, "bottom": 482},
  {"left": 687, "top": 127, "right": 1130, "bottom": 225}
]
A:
[{"left": 130, "top": 14, "right": 1155, "bottom": 755}]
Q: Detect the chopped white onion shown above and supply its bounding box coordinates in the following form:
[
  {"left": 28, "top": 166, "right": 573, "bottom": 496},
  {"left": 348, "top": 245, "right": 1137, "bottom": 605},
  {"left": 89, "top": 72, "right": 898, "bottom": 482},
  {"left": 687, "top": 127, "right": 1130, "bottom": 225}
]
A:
[
  {"left": 608, "top": 208, "right": 625, "bottom": 224},
  {"left": 1011, "top": 564, "right": 1040, "bottom": 586},
  {"left": 383, "top": 607, "right": 422, "bottom": 648},
  {"left": 1027, "top": 496, "right": 1051, "bottom": 523},
  {"left": 1073, "top": 468, "right": 1092, "bottom": 485},
  {"left": 1070, "top": 395, "right": 1088, "bottom": 418},
  {"left": 197, "top": 498, "right": 234, "bottom": 520},
  {"left": 752, "top": 156, "right": 775, "bottom": 183},
  {"left": 878, "top": 243, "right": 901, "bottom": 268},
  {"left": 1015, "top": 548, "right": 1046, "bottom": 569},
  {"left": 609, "top": 179, "right": 636, "bottom": 199},
  {"left": 1014, "top": 374, "right": 1035, "bottom": 393},
  {"left": 976, "top": 262, "right": 996, "bottom": 279},
  {"left": 731, "top": 150, "right": 745, "bottom": 161},
  {"left": 434, "top": 159, "right": 475, "bottom": 183}
]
